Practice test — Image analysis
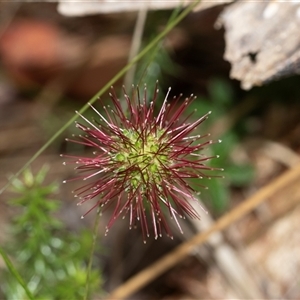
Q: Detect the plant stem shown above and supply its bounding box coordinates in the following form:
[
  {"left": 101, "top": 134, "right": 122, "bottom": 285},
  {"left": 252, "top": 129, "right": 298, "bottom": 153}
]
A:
[
  {"left": 124, "top": 5, "right": 148, "bottom": 90},
  {"left": 84, "top": 205, "right": 102, "bottom": 300},
  {"left": 0, "top": 247, "right": 35, "bottom": 300}
]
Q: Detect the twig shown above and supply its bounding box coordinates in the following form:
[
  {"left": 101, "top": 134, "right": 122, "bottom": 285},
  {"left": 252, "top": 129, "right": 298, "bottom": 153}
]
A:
[
  {"left": 107, "top": 162, "right": 300, "bottom": 299},
  {"left": 124, "top": 5, "right": 148, "bottom": 90},
  {"left": 188, "top": 200, "right": 263, "bottom": 298},
  {"left": 261, "top": 140, "right": 300, "bottom": 167}
]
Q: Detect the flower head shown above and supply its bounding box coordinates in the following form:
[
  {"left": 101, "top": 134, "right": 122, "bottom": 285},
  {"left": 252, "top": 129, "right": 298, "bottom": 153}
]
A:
[{"left": 62, "top": 84, "right": 220, "bottom": 241}]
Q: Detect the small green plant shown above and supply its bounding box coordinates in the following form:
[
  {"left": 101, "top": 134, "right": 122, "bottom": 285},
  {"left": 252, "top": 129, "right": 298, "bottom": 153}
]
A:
[{"left": 1, "top": 166, "right": 102, "bottom": 299}]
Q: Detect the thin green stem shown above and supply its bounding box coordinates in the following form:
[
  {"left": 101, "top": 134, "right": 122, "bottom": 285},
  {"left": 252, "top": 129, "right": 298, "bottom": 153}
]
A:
[
  {"left": 0, "top": 0, "right": 201, "bottom": 195},
  {"left": 84, "top": 205, "right": 102, "bottom": 300},
  {"left": 137, "top": 6, "right": 182, "bottom": 87},
  {"left": 0, "top": 247, "right": 35, "bottom": 300}
]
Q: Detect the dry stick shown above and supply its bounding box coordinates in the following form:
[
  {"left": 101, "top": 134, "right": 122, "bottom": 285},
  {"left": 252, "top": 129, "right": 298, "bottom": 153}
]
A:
[
  {"left": 124, "top": 5, "right": 148, "bottom": 91},
  {"left": 108, "top": 162, "right": 300, "bottom": 299}
]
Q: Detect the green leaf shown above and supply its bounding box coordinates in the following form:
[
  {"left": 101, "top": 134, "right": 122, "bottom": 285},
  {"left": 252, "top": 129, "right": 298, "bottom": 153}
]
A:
[
  {"left": 208, "top": 78, "right": 234, "bottom": 107},
  {"left": 226, "top": 164, "right": 254, "bottom": 187},
  {"left": 202, "top": 178, "right": 229, "bottom": 213},
  {"left": 209, "top": 132, "right": 238, "bottom": 166}
]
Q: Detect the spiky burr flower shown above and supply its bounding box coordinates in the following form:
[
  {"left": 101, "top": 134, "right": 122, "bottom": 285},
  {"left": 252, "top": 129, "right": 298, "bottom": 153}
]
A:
[{"left": 62, "top": 84, "right": 221, "bottom": 241}]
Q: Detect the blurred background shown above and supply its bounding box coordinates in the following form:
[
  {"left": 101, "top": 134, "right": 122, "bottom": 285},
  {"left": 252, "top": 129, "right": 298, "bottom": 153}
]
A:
[{"left": 1, "top": 1, "right": 300, "bottom": 299}]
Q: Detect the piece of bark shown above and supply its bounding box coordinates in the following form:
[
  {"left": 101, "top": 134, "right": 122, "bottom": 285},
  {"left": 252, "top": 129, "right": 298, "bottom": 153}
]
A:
[
  {"left": 57, "top": 0, "right": 232, "bottom": 16},
  {"left": 218, "top": 1, "right": 300, "bottom": 90}
]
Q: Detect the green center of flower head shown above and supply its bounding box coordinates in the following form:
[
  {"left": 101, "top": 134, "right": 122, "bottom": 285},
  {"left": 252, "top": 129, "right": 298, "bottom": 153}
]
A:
[{"left": 113, "top": 128, "right": 169, "bottom": 189}]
